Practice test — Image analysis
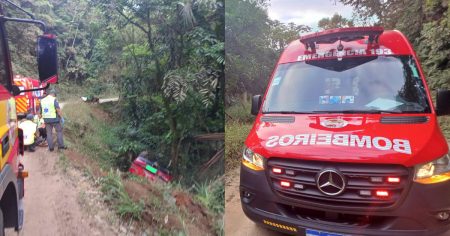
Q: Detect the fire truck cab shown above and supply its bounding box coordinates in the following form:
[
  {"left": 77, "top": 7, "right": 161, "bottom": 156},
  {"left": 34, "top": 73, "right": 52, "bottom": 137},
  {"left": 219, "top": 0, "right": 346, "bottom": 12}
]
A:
[
  {"left": 13, "top": 75, "right": 43, "bottom": 118},
  {"left": 0, "top": 1, "right": 58, "bottom": 234},
  {"left": 241, "top": 27, "right": 450, "bottom": 235}
]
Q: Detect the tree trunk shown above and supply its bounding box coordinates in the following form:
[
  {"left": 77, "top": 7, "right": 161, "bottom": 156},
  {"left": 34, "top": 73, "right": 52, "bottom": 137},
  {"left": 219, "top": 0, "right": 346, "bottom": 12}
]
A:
[{"left": 163, "top": 97, "right": 180, "bottom": 168}]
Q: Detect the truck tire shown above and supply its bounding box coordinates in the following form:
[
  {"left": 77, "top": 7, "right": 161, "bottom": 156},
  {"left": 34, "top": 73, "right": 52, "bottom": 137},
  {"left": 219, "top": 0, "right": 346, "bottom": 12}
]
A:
[{"left": 0, "top": 208, "right": 4, "bottom": 236}]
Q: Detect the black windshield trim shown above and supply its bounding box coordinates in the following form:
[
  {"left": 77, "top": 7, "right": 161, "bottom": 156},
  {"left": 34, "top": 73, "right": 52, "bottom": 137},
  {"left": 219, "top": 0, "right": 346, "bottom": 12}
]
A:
[{"left": 262, "top": 55, "right": 431, "bottom": 114}]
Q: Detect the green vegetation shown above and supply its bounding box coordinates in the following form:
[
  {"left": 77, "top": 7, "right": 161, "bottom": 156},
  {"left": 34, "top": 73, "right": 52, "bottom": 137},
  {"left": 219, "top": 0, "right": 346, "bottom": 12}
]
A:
[
  {"left": 5, "top": 0, "right": 224, "bottom": 178},
  {"left": 100, "top": 170, "right": 144, "bottom": 220},
  {"left": 64, "top": 102, "right": 222, "bottom": 234},
  {"left": 225, "top": 98, "right": 253, "bottom": 170},
  {"left": 225, "top": 1, "right": 309, "bottom": 169},
  {"left": 225, "top": 0, "right": 309, "bottom": 169},
  {"left": 3, "top": 0, "right": 224, "bottom": 234},
  {"left": 194, "top": 178, "right": 224, "bottom": 214},
  {"left": 318, "top": 13, "right": 354, "bottom": 30},
  {"left": 225, "top": 121, "right": 252, "bottom": 170},
  {"left": 225, "top": 0, "right": 309, "bottom": 100}
]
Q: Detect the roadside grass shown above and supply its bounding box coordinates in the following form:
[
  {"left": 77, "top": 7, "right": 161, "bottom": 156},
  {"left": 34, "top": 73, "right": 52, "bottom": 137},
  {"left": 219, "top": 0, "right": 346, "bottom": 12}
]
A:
[
  {"left": 57, "top": 152, "right": 70, "bottom": 173},
  {"left": 439, "top": 117, "right": 450, "bottom": 141},
  {"left": 64, "top": 101, "right": 221, "bottom": 235},
  {"left": 194, "top": 178, "right": 224, "bottom": 234},
  {"left": 225, "top": 99, "right": 254, "bottom": 171},
  {"left": 225, "top": 121, "right": 252, "bottom": 171},
  {"left": 54, "top": 82, "right": 90, "bottom": 102},
  {"left": 63, "top": 102, "right": 118, "bottom": 169},
  {"left": 225, "top": 99, "right": 253, "bottom": 123},
  {"left": 100, "top": 170, "right": 144, "bottom": 220}
]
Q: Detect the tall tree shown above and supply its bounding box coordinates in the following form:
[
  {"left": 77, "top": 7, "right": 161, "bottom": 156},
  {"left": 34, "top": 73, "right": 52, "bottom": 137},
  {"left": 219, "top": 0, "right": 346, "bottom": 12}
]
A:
[
  {"left": 92, "top": 0, "right": 224, "bottom": 168},
  {"left": 225, "top": 0, "right": 309, "bottom": 100},
  {"left": 318, "top": 13, "right": 354, "bottom": 30}
]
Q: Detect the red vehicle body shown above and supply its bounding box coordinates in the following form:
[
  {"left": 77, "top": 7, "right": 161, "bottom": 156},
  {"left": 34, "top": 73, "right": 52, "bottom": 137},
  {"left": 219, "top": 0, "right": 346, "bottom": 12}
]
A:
[
  {"left": 13, "top": 76, "right": 43, "bottom": 117},
  {"left": 240, "top": 27, "right": 450, "bottom": 236},
  {"left": 129, "top": 156, "right": 173, "bottom": 183},
  {"left": 29, "top": 78, "right": 45, "bottom": 114}
]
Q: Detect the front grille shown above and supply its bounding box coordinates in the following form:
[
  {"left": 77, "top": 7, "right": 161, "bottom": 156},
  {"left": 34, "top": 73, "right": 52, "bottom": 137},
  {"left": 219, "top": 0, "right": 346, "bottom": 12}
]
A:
[
  {"left": 267, "top": 158, "right": 411, "bottom": 208},
  {"left": 279, "top": 204, "right": 391, "bottom": 228}
]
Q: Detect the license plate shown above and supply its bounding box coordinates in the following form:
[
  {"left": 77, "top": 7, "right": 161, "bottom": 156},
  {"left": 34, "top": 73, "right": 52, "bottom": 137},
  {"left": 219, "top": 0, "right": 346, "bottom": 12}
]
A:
[
  {"left": 145, "top": 164, "right": 158, "bottom": 174},
  {"left": 305, "top": 228, "right": 345, "bottom": 236}
]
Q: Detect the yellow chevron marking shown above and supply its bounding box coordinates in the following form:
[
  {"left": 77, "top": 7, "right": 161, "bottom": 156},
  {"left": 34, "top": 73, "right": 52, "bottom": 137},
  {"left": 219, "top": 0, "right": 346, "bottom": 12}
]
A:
[{"left": 263, "top": 219, "right": 297, "bottom": 232}]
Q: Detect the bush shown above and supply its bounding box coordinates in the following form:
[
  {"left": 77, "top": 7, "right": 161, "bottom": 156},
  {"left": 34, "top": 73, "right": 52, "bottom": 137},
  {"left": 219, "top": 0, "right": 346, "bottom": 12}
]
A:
[
  {"left": 225, "top": 121, "right": 252, "bottom": 170},
  {"left": 225, "top": 99, "right": 254, "bottom": 123},
  {"left": 100, "top": 170, "right": 144, "bottom": 220},
  {"left": 194, "top": 178, "right": 224, "bottom": 235},
  {"left": 225, "top": 97, "right": 255, "bottom": 170},
  {"left": 194, "top": 179, "right": 224, "bottom": 214}
]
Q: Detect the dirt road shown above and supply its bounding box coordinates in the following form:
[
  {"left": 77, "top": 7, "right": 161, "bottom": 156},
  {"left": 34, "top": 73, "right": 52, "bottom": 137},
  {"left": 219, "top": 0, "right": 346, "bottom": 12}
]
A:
[
  {"left": 6, "top": 148, "right": 120, "bottom": 236},
  {"left": 225, "top": 167, "right": 284, "bottom": 236}
]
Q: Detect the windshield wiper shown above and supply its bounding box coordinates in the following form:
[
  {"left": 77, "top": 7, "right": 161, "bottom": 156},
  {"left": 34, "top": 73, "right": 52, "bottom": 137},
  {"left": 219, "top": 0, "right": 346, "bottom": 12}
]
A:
[{"left": 313, "top": 109, "right": 402, "bottom": 114}]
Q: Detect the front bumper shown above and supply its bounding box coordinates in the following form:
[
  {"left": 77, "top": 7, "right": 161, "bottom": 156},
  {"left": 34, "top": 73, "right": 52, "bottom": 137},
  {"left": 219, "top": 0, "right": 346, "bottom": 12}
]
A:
[{"left": 240, "top": 163, "right": 450, "bottom": 236}]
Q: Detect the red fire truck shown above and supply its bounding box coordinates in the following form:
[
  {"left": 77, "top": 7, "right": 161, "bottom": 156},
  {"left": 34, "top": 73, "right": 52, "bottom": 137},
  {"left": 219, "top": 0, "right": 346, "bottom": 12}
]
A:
[
  {"left": 13, "top": 75, "right": 43, "bottom": 117},
  {"left": 240, "top": 27, "right": 450, "bottom": 235},
  {"left": 0, "top": 0, "right": 58, "bottom": 234}
]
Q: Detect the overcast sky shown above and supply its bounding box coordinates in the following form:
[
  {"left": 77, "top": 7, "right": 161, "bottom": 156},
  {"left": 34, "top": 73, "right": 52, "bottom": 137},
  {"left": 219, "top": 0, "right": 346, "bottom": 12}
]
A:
[{"left": 267, "top": 0, "right": 354, "bottom": 31}]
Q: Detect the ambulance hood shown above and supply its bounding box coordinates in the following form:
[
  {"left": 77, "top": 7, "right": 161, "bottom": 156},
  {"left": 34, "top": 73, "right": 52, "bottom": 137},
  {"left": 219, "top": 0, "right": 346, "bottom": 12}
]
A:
[{"left": 245, "top": 114, "right": 449, "bottom": 167}]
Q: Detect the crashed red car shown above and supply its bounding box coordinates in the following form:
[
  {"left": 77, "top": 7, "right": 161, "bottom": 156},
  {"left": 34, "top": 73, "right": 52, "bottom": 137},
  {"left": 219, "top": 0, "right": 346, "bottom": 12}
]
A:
[
  {"left": 240, "top": 27, "right": 450, "bottom": 236},
  {"left": 129, "top": 156, "right": 172, "bottom": 183}
]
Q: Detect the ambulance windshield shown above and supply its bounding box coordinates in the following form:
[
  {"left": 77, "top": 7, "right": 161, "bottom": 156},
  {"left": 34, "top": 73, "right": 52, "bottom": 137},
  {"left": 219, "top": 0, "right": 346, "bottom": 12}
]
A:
[{"left": 263, "top": 56, "right": 431, "bottom": 114}]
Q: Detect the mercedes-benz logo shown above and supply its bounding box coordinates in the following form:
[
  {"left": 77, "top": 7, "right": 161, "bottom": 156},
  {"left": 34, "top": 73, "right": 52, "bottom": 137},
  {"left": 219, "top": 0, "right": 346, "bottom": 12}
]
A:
[{"left": 316, "top": 169, "right": 346, "bottom": 196}]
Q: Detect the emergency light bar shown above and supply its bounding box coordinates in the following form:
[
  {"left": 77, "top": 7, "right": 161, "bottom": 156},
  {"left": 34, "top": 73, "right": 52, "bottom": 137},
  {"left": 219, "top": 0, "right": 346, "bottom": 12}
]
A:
[{"left": 300, "top": 27, "right": 384, "bottom": 51}]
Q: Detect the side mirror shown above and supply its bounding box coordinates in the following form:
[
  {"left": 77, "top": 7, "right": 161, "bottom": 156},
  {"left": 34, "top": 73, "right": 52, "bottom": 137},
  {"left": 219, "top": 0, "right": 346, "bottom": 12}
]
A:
[
  {"left": 436, "top": 89, "right": 450, "bottom": 116},
  {"left": 251, "top": 95, "right": 262, "bottom": 115},
  {"left": 37, "top": 34, "right": 58, "bottom": 84}
]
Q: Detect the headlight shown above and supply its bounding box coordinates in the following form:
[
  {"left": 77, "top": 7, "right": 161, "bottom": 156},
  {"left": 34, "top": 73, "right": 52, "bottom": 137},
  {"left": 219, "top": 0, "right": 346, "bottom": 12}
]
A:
[
  {"left": 414, "top": 154, "right": 450, "bottom": 184},
  {"left": 242, "top": 146, "right": 265, "bottom": 171}
]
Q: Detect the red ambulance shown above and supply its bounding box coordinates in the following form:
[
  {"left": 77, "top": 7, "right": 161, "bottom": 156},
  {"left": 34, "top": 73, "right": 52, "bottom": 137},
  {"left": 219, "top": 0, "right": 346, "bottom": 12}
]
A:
[{"left": 240, "top": 27, "right": 450, "bottom": 235}]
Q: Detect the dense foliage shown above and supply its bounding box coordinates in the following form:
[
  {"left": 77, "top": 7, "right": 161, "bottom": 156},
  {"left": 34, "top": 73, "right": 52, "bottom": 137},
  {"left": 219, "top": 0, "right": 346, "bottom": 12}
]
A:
[
  {"left": 4, "top": 0, "right": 224, "bottom": 182},
  {"left": 90, "top": 0, "right": 225, "bottom": 179},
  {"left": 340, "top": 0, "right": 449, "bottom": 90},
  {"left": 225, "top": 0, "right": 309, "bottom": 102},
  {"left": 4, "top": 0, "right": 224, "bottom": 233},
  {"left": 318, "top": 13, "right": 354, "bottom": 30}
]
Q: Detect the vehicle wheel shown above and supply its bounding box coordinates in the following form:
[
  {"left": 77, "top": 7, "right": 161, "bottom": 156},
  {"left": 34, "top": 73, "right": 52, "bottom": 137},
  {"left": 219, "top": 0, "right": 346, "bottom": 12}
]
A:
[{"left": 0, "top": 208, "right": 4, "bottom": 236}]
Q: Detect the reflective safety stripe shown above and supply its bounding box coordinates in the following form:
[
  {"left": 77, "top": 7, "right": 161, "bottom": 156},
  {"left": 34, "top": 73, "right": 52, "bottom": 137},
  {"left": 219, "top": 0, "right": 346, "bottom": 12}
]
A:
[
  {"left": 40, "top": 96, "right": 56, "bottom": 119},
  {"left": 19, "top": 120, "right": 37, "bottom": 145},
  {"left": 16, "top": 97, "right": 28, "bottom": 113}
]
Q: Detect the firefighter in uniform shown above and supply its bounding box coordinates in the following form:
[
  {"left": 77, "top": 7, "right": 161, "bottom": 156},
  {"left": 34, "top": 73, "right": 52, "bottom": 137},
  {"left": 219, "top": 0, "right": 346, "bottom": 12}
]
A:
[
  {"left": 40, "top": 89, "right": 66, "bottom": 151},
  {"left": 18, "top": 114, "right": 37, "bottom": 152}
]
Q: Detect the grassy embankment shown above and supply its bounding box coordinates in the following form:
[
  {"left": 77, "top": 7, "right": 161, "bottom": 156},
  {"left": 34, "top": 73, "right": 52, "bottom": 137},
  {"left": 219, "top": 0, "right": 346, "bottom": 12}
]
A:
[
  {"left": 62, "top": 101, "right": 223, "bottom": 235},
  {"left": 225, "top": 100, "right": 253, "bottom": 172},
  {"left": 439, "top": 117, "right": 450, "bottom": 141}
]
